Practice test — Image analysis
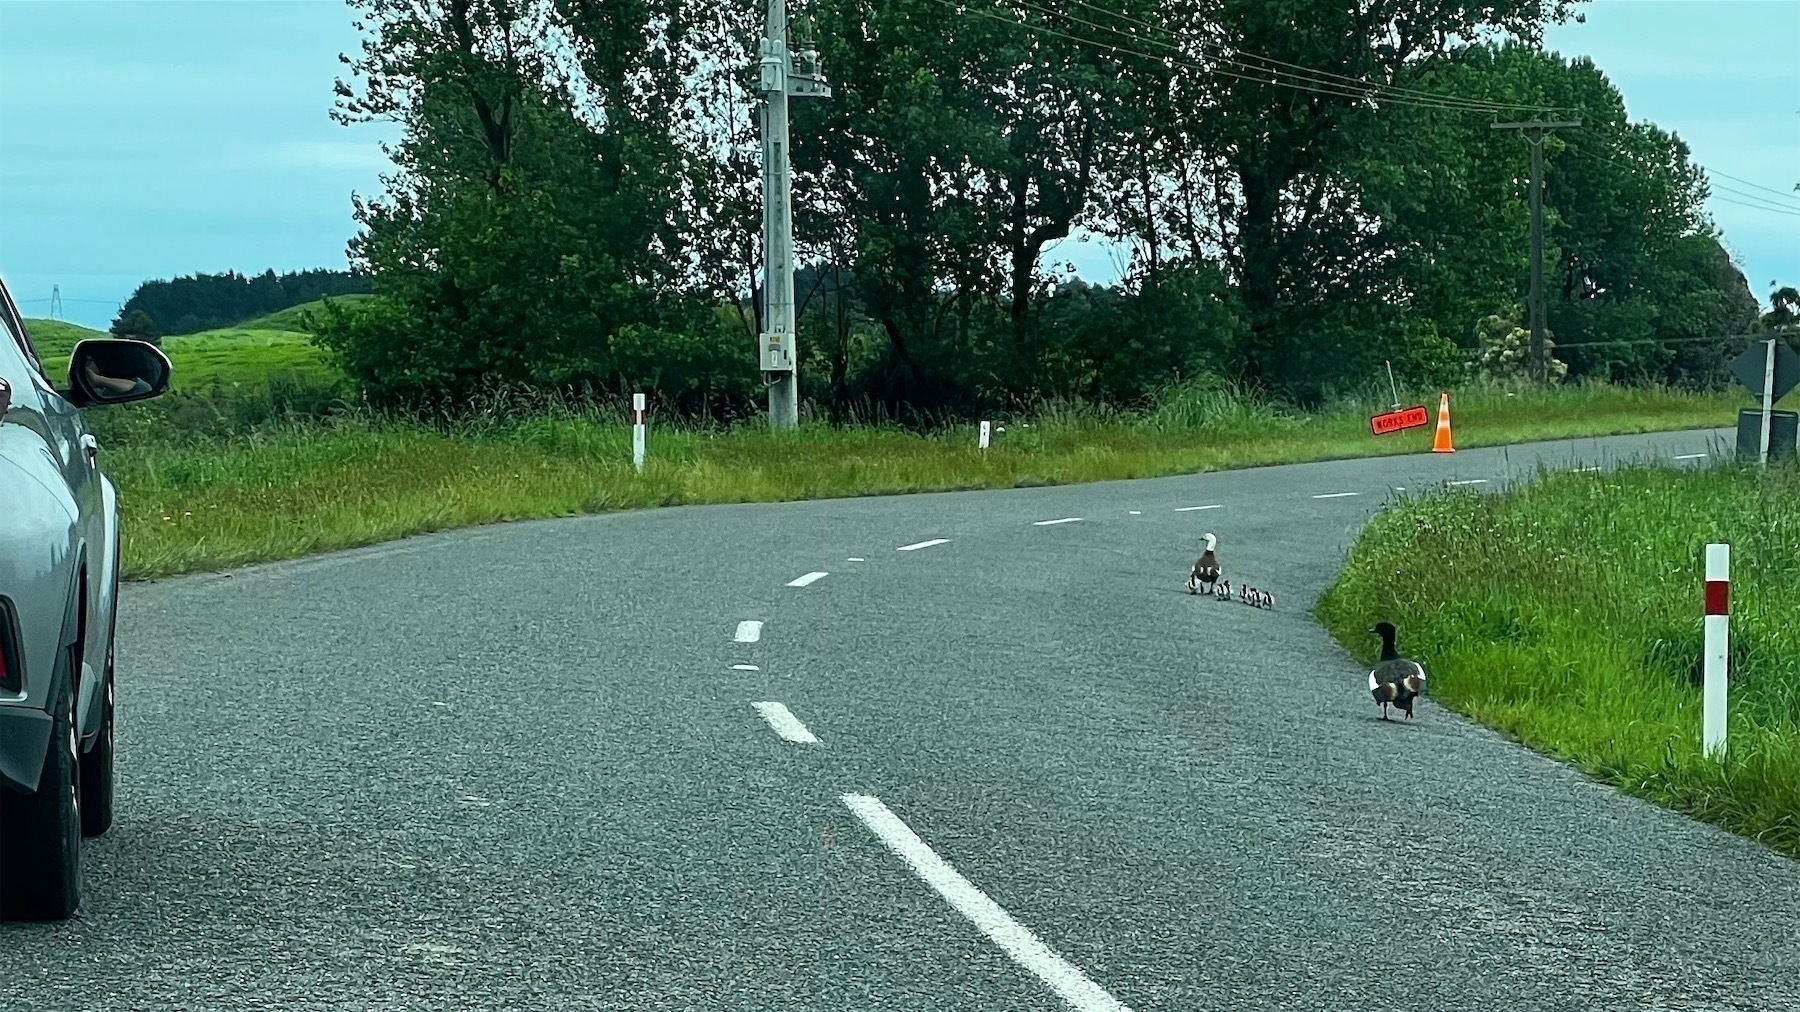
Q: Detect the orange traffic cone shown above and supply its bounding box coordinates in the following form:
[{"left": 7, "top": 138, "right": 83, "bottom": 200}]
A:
[{"left": 1431, "top": 392, "right": 1455, "bottom": 453}]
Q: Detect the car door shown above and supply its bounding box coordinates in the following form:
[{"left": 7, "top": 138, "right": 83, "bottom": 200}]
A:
[{"left": 0, "top": 285, "right": 103, "bottom": 699}]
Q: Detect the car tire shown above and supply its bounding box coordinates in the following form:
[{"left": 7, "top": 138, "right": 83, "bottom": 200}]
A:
[
  {"left": 80, "top": 665, "right": 115, "bottom": 839},
  {"left": 0, "top": 659, "right": 82, "bottom": 921},
  {"left": 81, "top": 580, "right": 118, "bottom": 839}
]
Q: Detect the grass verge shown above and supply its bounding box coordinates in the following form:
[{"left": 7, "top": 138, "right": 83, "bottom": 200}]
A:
[
  {"left": 1317, "top": 463, "right": 1800, "bottom": 859},
  {"left": 112, "top": 380, "right": 1745, "bottom": 580}
]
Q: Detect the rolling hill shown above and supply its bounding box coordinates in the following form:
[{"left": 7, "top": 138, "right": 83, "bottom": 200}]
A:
[{"left": 22, "top": 316, "right": 341, "bottom": 391}]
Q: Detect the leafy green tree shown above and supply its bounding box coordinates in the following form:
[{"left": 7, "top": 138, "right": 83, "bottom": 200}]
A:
[
  {"left": 117, "top": 269, "right": 369, "bottom": 336},
  {"left": 320, "top": 0, "right": 748, "bottom": 411},
  {"left": 1767, "top": 286, "right": 1800, "bottom": 333},
  {"left": 1174, "top": 1, "right": 1570, "bottom": 401},
  {"left": 109, "top": 308, "right": 162, "bottom": 346},
  {"left": 795, "top": 0, "right": 1143, "bottom": 411}
]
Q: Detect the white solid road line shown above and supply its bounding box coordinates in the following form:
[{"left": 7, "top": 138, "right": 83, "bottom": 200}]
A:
[
  {"left": 734, "top": 620, "right": 763, "bottom": 643},
  {"left": 1312, "top": 492, "right": 1359, "bottom": 499},
  {"left": 1446, "top": 479, "right": 1488, "bottom": 486},
  {"left": 1174, "top": 504, "right": 1223, "bottom": 512},
  {"left": 841, "top": 795, "right": 1133, "bottom": 1012},
  {"left": 1676, "top": 453, "right": 1708, "bottom": 460},
  {"left": 898, "top": 539, "right": 950, "bottom": 551},
  {"left": 788, "top": 571, "right": 829, "bottom": 587},
  {"left": 752, "top": 702, "right": 818, "bottom": 744},
  {"left": 1033, "top": 517, "right": 1084, "bottom": 526}
]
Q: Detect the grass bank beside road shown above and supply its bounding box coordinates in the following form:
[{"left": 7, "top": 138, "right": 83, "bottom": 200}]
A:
[
  {"left": 1318, "top": 464, "right": 1800, "bottom": 859},
  {"left": 109, "top": 380, "right": 1744, "bottom": 579}
]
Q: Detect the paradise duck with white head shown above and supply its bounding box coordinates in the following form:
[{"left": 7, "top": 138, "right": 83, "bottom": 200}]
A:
[
  {"left": 1187, "top": 533, "right": 1221, "bottom": 594},
  {"left": 1368, "top": 621, "right": 1427, "bottom": 720}
]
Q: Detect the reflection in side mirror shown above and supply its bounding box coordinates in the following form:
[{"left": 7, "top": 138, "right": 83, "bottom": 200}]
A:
[{"left": 68, "top": 339, "right": 172, "bottom": 407}]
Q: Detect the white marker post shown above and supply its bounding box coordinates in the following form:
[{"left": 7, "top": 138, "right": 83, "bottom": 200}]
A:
[
  {"left": 1759, "top": 338, "right": 1776, "bottom": 467},
  {"left": 979, "top": 420, "right": 991, "bottom": 450},
  {"left": 631, "top": 393, "right": 647, "bottom": 473},
  {"left": 1703, "top": 543, "right": 1730, "bottom": 759}
]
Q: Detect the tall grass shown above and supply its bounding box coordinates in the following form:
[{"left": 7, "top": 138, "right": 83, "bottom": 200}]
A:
[
  {"left": 105, "top": 377, "right": 1747, "bottom": 579},
  {"left": 1317, "top": 463, "right": 1800, "bottom": 857}
]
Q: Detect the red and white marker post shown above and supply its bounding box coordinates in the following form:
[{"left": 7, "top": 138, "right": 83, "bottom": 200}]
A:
[
  {"left": 1703, "top": 543, "right": 1730, "bottom": 758},
  {"left": 631, "top": 393, "right": 647, "bottom": 473}
]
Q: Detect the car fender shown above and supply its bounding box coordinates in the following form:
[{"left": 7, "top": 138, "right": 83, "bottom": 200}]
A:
[
  {"left": 0, "top": 442, "right": 81, "bottom": 792},
  {"left": 77, "top": 473, "right": 120, "bottom": 743}
]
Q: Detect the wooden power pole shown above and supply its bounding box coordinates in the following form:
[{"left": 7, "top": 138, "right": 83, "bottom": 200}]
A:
[{"left": 1492, "top": 119, "right": 1580, "bottom": 384}]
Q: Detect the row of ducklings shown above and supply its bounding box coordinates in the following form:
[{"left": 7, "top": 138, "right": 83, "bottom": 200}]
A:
[
  {"left": 1187, "top": 534, "right": 1428, "bottom": 721},
  {"left": 1185, "top": 532, "right": 1273, "bottom": 608}
]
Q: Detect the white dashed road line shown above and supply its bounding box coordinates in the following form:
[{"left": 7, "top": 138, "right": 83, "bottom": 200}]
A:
[
  {"left": 1446, "top": 479, "right": 1488, "bottom": 486},
  {"left": 1033, "top": 517, "right": 1084, "bottom": 526},
  {"left": 841, "top": 795, "right": 1133, "bottom": 1012},
  {"left": 753, "top": 702, "right": 819, "bottom": 744},
  {"left": 1127, "top": 511, "right": 1142, "bottom": 515},
  {"left": 847, "top": 557, "right": 866, "bottom": 562},
  {"left": 897, "top": 539, "right": 950, "bottom": 552},
  {"left": 1312, "top": 492, "right": 1359, "bottom": 499},
  {"left": 1174, "top": 504, "right": 1223, "bottom": 512},
  {"left": 732, "top": 664, "right": 760, "bottom": 672},
  {"left": 735, "top": 620, "right": 763, "bottom": 643},
  {"left": 1676, "top": 453, "right": 1707, "bottom": 461},
  {"left": 788, "top": 571, "right": 829, "bottom": 587}
]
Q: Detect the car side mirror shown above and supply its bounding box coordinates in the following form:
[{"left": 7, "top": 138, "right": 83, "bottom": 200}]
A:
[
  {"left": 66, "top": 339, "right": 172, "bottom": 407},
  {"left": 0, "top": 377, "right": 11, "bottom": 418}
]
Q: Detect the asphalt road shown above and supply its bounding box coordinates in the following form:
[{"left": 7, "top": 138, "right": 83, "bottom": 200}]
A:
[{"left": 5, "top": 426, "right": 1798, "bottom": 1011}]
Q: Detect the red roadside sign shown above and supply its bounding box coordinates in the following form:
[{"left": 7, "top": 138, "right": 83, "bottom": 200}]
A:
[{"left": 1371, "top": 404, "right": 1430, "bottom": 436}]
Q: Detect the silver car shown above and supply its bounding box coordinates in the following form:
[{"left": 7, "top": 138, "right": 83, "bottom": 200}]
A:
[{"left": 0, "top": 275, "right": 170, "bottom": 920}]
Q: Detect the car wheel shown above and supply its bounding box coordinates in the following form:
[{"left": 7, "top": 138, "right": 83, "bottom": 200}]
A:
[
  {"left": 80, "top": 661, "right": 115, "bottom": 839},
  {"left": 0, "top": 661, "right": 82, "bottom": 921}
]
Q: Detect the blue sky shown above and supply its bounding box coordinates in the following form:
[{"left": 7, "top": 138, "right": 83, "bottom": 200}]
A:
[{"left": 1, "top": 0, "right": 1795, "bottom": 333}]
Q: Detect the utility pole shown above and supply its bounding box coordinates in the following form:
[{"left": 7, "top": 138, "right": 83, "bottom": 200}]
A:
[
  {"left": 1492, "top": 119, "right": 1579, "bottom": 384},
  {"left": 757, "top": 0, "right": 830, "bottom": 430}
]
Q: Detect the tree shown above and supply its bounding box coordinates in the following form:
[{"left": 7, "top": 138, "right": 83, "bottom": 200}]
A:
[
  {"left": 319, "top": 0, "right": 752, "bottom": 412},
  {"left": 1174, "top": 0, "right": 1572, "bottom": 401},
  {"left": 1767, "top": 286, "right": 1800, "bottom": 333},
  {"left": 109, "top": 309, "right": 162, "bottom": 346},
  {"left": 795, "top": 0, "right": 1145, "bottom": 412},
  {"left": 115, "top": 269, "right": 370, "bottom": 336}
]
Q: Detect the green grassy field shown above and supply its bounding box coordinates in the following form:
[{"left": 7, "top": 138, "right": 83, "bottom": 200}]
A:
[
  {"left": 1318, "top": 464, "right": 1800, "bottom": 858},
  {"left": 238, "top": 293, "right": 375, "bottom": 333},
  {"left": 25, "top": 316, "right": 341, "bottom": 391},
  {"left": 109, "top": 380, "right": 1746, "bottom": 579}
]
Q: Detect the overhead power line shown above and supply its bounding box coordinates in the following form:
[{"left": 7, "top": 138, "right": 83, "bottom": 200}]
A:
[
  {"left": 930, "top": 1, "right": 1798, "bottom": 229},
  {"left": 936, "top": 0, "right": 1569, "bottom": 116},
  {"left": 1562, "top": 137, "right": 1800, "bottom": 219},
  {"left": 1712, "top": 194, "right": 1800, "bottom": 218},
  {"left": 1705, "top": 167, "right": 1800, "bottom": 207},
  {"left": 1554, "top": 333, "right": 1774, "bottom": 349},
  {"left": 1051, "top": 0, "right": 1566, "bottom": 115},
  {"left": 1710, "top": 181, "right": 1800, "bottom": 212}
]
